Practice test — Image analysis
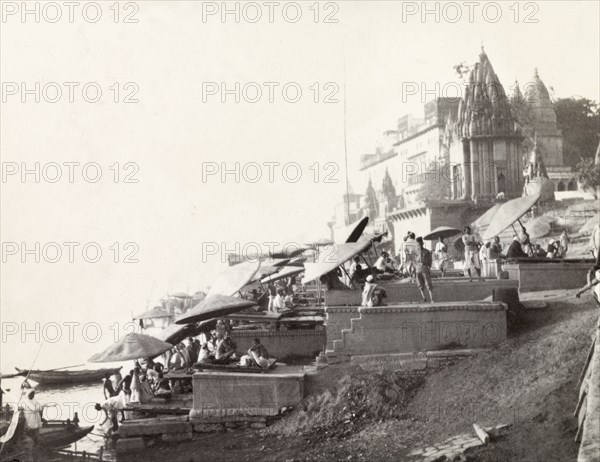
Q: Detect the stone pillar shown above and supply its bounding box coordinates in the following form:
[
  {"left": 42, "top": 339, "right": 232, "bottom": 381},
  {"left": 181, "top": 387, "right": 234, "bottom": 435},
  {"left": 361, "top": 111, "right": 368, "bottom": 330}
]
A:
[
  {"left": 470, "top": 140, "right": 480, "bottom": 200},
  {"left": 462, "top": 140, "right": 472, "bottom": 200}
]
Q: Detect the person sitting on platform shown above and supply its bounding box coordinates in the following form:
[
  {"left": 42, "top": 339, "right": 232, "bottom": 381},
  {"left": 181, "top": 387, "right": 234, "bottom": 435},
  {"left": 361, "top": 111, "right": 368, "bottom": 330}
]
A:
[
  {"left": 361, "top": 275, "right": 387, "bottom": 307},
  {"left": 214, "top": 332, "right": 239, "bottom": 363},
  {"left": 197, "top": 344, "right": 211, "bottom": 363},
  {"left": 240, "top": 338, "right": 271, "bottom": 368},
  {"left": 415, "top": 237, "right": 434, "bottom": 303},
  {"left": 575, "top": 264, "right": 600, "bottom": 298},
  {"left": 534, "top": 243, "right": 546, "bottom": 258},
  {"left": 546, "top": 239, "right": 560, "bottom": 258},
  {"left": 349, "top": 256, "right": 363, "bottom": 281},
  {"left": 506, "top": 236, "right": 529, "bottom": 259}
]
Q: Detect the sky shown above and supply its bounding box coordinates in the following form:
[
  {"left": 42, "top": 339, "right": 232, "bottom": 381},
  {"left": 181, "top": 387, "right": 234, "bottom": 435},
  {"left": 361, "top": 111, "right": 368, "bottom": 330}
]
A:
[{"left": 1, "top": 0, "right": 599, "bottom": 370}]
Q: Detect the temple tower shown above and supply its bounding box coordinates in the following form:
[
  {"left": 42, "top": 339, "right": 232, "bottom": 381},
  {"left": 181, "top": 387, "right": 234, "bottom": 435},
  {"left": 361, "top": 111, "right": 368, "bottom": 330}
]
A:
[{"left": 449, "top": 48, "right": 523, "bottom": 201}]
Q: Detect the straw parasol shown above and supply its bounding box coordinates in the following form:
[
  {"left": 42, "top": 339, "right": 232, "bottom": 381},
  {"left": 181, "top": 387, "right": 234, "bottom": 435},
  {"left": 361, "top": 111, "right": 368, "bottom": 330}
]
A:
[
  {"left": 482, "top": 189, "right": 542, "bottom": 240},
  {"left": 206, "top": 261, "right": 261, "bottom": 298},
  {"left": 423, "top": 226, "right": 462, "bottom": 241},
  {"left": 302, "top": 239, "right": 372, "bottom": 284},
  {"left": 175, "top": 294, "right": 256, "bottom": 325},
  {"left": 88, "top": 333, "right": 173, "bottom": 363},
  {"left": 132, "top": 306, "right": 173, "bottom": 320}
]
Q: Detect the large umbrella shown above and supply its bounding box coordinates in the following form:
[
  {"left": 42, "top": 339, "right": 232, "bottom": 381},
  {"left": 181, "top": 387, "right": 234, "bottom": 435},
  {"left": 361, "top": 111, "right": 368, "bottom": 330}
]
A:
[
  {"left": 471, "top": 203, "right": 503, "bottom": 231},
  {"left": 89, "top": 333, "right": 173, "bottom": 363},
  {"left": 423, "top": 226, "right": 462, "bottom": 241},
  {"left": 482, "top": 190, "right": 542, "bottom": 241},
  {"left": 260, "top": 265, "right": 304, "bottom": 284},
  {"left": 302, "top": 239, "right": 372, "bottom": 284},
  {"left": 175, "top": 294, "right": 256, "bottom": 325},
  {"left": 344, "top": 216, "right": 369, "bottom": 243},
  {"left": 133, "top": 306, "right": 173, "bottom": 320},
  {"left": 155, "top": 322, "right": 210, "bottom": 346},
  {"left": 206, "top": 260, "right": 261, "bottom": 298}
]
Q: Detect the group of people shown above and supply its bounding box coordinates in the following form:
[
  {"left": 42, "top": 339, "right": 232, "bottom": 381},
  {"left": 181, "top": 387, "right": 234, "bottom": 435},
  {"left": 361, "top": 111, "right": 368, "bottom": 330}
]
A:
[{"left": 359, "top": 233, "right": 436, "bottom": 305}]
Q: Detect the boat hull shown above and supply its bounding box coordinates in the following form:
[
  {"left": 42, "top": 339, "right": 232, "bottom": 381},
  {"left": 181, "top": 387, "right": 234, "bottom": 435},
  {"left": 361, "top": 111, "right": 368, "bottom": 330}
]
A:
[{"left": 15, "top": 367, "right": 122, "bottom": 385}]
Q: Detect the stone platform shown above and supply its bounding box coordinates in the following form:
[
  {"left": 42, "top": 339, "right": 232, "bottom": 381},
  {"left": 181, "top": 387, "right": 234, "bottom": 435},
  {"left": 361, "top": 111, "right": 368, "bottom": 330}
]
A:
[
  {"left": 189, "top": 369, "right": 306, "bottom": 419},
  {"left": 325, "top": 278, "right": 519, "bottom": 306},
  {"left": 504, "top": 260, "right": 592, "bottom": 292},
  {"left": 329, "top": 302, "right": 507, "bottom": 356},
  {"left": 230, "top": 329, "right": 325, "bottom": 360}
]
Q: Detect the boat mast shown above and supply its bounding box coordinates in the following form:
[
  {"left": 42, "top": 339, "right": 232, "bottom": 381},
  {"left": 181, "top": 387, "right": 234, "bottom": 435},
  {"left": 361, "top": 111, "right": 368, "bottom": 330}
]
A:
[{"left": 343, "top": 55, "right": 350, "bottom": 226}]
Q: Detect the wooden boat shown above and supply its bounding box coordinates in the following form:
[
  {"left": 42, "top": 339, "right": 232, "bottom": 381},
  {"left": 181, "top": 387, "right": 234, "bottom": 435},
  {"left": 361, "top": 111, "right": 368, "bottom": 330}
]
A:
[
  {"left": 0, "top": 411, "right": 94, "bottom": 461},
  {"left": 15, "top": 366, "right": 121, "bottom": 385}
]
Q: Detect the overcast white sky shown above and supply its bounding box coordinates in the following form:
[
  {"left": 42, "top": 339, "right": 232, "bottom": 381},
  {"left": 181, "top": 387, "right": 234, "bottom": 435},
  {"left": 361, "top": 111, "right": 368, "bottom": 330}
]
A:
[{"left": 1, "top": 1, "right": 598, "bottom": 369}]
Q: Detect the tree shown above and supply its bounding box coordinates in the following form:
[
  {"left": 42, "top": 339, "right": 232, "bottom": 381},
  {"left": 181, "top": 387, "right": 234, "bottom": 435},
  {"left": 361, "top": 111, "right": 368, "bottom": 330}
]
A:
[
  {"left": 577, "top": 157, "right": 600, "bottom": 198},
  {"left": 554, "top": 98, "right": 599, "bottom": 167},
  {"left": 416, "top": 163, "right": 452, "bottom": 202}
]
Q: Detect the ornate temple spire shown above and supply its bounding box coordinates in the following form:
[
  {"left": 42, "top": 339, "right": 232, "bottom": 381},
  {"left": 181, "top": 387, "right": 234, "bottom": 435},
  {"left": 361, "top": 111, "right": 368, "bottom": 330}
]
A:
[
  {"left": 512, "top": 79, "right": 523, "bottom": 103},
  {"left": 364, "top": 177, "right": 378, "bottom": 219},
  {"left": 525, "top": 67, "right": 557, "bottom": 134},
  {"left": 456, "top": 48, "right": 517, "bottom": 139}
]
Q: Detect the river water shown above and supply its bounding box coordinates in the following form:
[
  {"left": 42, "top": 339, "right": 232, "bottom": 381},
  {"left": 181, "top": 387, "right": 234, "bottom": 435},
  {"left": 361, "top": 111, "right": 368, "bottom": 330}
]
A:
[{"left": 1, "top": 371, "right": 128, "bottom": 461}]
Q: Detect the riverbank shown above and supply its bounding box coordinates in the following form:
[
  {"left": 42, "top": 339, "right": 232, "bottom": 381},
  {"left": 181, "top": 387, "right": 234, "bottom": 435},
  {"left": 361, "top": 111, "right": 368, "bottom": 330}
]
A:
[{"left": 115, "top": 289, "right": 598, "bottom": 462}]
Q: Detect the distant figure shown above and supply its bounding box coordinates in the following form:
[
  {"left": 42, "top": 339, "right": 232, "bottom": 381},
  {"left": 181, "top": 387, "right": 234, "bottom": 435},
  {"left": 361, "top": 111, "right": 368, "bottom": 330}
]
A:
[
  {"left": 103, "top": 373, "right": 118, "bottom": 399},
  {"left": 349, "top": 256, "right": 363, "bottom": 282},
  {"left": 461, "top": 226, "right": 482, "bottom": 281},
  {"left": 117, "top": 370, "right": 133, "bottom": 407},
  {"left": 479, "top": 242, "right": 491, "bottom": 277},
  {"left": 267, "top": 283, "right": 277, "bottom": 312},
  {"left": 546, "top": 239, "right": 560, "bottom": 258},
  {"left": 506, "top": 236, "right": 528, "bottom": 259},
  {"left": 415, "top": 237, "right": 434, "bottom": 303},
  {"left": 575, "top": 264, "right": 600, "bottom": 298},
  {"left": 361, "top": 275, "right": 386, "bottom": 307},
  {"left": 272, "top": 288, "right": 286, "bottom": 312},
  {"left": 489, "top": 236, "right": 503, "bottom": 259},
  {"left": 401, "top": 232, "right": 420, "bottom": 282},
  {"left": 559, "top": 230, "right": 570, "bottom": 257},
  {"left": 434, "top": 237, "right": 449, "bottom": 277}
]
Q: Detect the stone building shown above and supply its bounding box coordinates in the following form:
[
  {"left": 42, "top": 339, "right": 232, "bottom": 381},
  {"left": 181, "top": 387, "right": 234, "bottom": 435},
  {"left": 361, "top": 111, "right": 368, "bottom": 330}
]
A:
[{"left": 329, "top": 48, "right": 576, "bottom": 251}]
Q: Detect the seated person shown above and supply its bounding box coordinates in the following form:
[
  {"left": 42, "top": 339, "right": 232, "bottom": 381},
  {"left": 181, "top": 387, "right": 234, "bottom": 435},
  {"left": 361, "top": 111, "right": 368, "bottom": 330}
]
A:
[
  {"left": 506, "top": 236, "right": 528, "bottom": 259},
  {"left": 374, "top": 251, "right": 394, "bottom": 273},
  {"left": 196, "top": 344, "right": 212, "bottom": 363},
  {"left": 546, "top": 240, "right": 560, "bottom": 258},
  {"left": 153, "top": 373, "right": 171, "bottom": 398},
  {"left": 214, "top": 332, "right": 239, "bottom": 363},
  {"left": 361, "top": 275, "right": 387, "bottom": 307},
  {"left": 272, "top": 288, "right": 286, "bottom": 312},
  {"left": 240, "top": 338, "right": 271, "bottom": 368}
]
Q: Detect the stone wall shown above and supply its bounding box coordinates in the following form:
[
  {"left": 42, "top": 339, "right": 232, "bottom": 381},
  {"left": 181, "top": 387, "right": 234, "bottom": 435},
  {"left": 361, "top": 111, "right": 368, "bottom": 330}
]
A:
[
  {"left": 230, "top": 329, "right": 326, "bottom": 360},
  {"left": 330, "top": 302, "right": 507, "bottom": 356},
  {"left": 189, "top": 371, "right": 305, "bottom": 419},
  {"left": 326, "top": 279, "right": 519, "bottom": 306},
  {"left": 504, "top": 261, "right": 591, "bottom": 292}
]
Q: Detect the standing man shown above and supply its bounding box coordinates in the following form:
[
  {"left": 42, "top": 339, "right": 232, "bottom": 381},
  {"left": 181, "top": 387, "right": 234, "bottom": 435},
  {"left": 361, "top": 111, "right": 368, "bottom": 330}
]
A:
[
  {"left": 401, "top": 232, "right": 420, "bottom": 282},
  {"left": 461, "top": 226, "right": 482, "bottom": 282},
  {"left": 21, "top": 389, "right": 43, "bottom": 443},
  {"left": 434, "top": 237, "right": 449, "bottom": 277},
  {"left": 415, "top": 237, "right": 434, "bottom": 303}
]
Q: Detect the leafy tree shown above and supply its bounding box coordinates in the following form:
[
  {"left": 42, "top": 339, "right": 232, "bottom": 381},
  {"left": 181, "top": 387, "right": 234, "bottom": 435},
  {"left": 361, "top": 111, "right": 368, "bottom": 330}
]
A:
[
  {"left": 554, "top": 98, "right": 599, "bottom": 166},
  {"left": 577, "top": 157, "right": 600, "bottom": 198},
  {"left": 416, "top": 163, "right": 452, "bottom": 202}
]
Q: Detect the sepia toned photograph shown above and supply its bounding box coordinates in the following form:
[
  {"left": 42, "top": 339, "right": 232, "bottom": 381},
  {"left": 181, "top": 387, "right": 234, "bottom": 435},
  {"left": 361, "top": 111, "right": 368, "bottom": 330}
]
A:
[{"left": 1, "top": 1, "right": 599, "bottom": 461}]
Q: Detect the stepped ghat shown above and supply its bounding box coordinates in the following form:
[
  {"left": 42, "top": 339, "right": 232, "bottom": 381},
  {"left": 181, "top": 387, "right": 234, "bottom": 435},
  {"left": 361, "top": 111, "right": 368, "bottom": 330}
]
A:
[{"left": 324, "top": 278, "right": 518, "bottom": 359}]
